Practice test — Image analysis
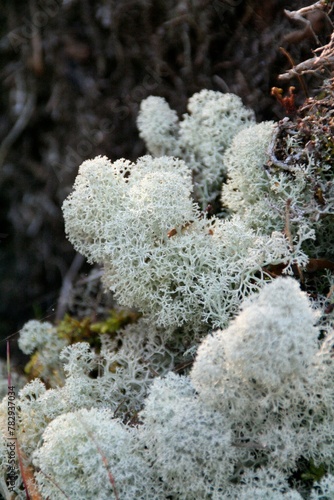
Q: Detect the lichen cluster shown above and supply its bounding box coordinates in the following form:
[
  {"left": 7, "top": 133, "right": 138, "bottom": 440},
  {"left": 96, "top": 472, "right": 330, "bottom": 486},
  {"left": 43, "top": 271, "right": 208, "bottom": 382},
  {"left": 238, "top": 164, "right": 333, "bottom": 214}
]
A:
[{"left": 1, "top": 85, "right": 334, "bottom": 499}]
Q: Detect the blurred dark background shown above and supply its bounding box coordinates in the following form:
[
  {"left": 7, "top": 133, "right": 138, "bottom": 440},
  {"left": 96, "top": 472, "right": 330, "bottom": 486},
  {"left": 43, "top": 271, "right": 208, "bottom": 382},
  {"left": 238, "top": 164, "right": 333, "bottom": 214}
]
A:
[{"left": 0, "top": 0, "right": 332, "bottom": 357}]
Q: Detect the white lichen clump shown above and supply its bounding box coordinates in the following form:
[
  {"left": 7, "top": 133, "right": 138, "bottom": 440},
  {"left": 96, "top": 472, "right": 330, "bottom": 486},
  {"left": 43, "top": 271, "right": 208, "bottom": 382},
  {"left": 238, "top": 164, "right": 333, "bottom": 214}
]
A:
[
  {"left": 62, "top": 152, "right": 310, "bottom": 333},
  {"left": 137, "top": 95, "right": 180, "bottom": 157},
  {"left": 18, "top": 320, "right": 67, "bottom": 386},
  {"left": 18, "top": 320, "right": 64, "bottom": 356},
  {"left": 206, "top": 277, "right": 318, "bottom": 389},
  {"left": 191, "top": 278, "right": 334, "bottom": 471},
  {"left": 221, "top": 121, "right": 278, "bottom": 225},
  {"left": 33, "top": 408, "right": 162, "bottom": 500},
  {"left": 137, "top": 90, "right": 255, "bottom": 205},
  {"left": 139, "top": 373, "right": 236, "bottom": 499},
  {"left": 221, "top": 119, "right": 333, "bottom": 257},
  {"left": 1, "top": 87, "right": 334, "bottom": 499},
  {"left": 1, "top": 277, "right": 334, "bottom": 498}
]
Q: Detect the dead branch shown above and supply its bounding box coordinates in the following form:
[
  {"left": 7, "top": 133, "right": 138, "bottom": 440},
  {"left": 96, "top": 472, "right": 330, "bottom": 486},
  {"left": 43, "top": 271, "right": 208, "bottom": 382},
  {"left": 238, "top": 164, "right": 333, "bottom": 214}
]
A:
[
  {"left": 279, "top": 30, "right": 334, "bottom": 81},
  {"left": 284, "top": 0, "right": 333, "bottom": 45},
  {"left": 55, "top": 253, "right": 85, "bottom": 321}
]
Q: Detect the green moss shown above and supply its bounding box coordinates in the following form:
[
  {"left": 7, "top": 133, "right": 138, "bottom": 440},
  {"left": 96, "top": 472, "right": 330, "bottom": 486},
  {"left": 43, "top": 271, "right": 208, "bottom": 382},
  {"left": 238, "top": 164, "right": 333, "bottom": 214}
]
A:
[
  {"left": 301, "top": 459, "right": 327, "bottom": 483},
  {"left": 22, "top": 309, "right": 141, "bottom": 386}
]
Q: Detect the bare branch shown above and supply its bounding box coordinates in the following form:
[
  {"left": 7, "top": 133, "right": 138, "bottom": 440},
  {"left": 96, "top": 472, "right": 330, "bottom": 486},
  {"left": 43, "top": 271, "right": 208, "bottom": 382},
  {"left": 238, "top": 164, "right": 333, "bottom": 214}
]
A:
[
  {"left": 55, "top": 253, "right": 85, "bottom": 321},
  {"left": 279, "top": 30, "right": 334, "bottom": 81}
]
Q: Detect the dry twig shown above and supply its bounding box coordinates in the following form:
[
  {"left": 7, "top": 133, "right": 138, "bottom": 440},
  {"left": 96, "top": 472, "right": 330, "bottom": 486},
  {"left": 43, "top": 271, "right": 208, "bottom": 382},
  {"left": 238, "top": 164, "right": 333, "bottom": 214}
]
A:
[
  {"left": 284, "top": 1, "right": 333, "bottom": 44},
  {"left": 280, "top": 1, "right": 334, "bottom": 81},
  {"left": 279, "top": 30, "right": 334, "bottom": 80},
  {"left": 55, "top": 254, "right": 85, "bottom": 321}
]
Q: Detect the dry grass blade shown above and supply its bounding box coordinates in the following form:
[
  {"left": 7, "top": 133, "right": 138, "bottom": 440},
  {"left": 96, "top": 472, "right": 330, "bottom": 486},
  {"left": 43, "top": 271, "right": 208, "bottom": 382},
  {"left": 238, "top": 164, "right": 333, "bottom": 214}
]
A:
[{"left": 77, "top": 414, "right": 119, "bottom": 500}]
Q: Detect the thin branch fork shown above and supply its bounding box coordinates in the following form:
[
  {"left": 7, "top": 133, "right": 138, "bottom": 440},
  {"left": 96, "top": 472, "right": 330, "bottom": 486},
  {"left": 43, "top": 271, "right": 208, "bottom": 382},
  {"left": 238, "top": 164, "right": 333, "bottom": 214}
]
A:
[
  {"left": 279, "top": 32, "right": 334, "bottom": 80},
  {"left": 284, "top": 0, "right": 334, "bottom": 45},
  {"left": 285, "top": 0, "right": 333, "bottom": 20},
  {"left": 55, "top": 253, "right": 85, "bottom": 321}
]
